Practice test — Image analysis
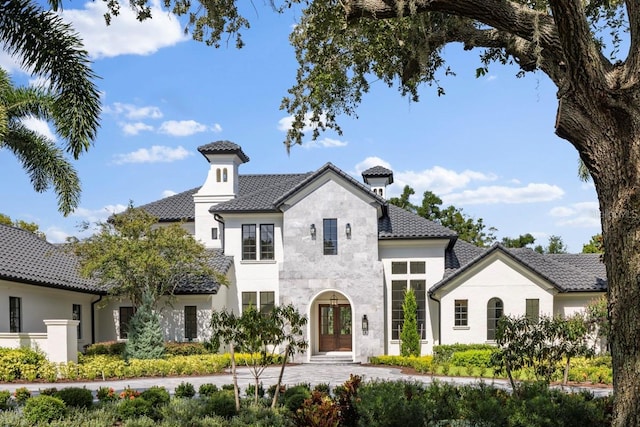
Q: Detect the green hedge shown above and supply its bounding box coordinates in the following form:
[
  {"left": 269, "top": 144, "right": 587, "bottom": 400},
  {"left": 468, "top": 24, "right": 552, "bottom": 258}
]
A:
[
  {"left": 432, "top": 344, "right": 496, "bottom": 364},
  {"left": 450, "top": 349, "right": 495, "bottom": 368}
]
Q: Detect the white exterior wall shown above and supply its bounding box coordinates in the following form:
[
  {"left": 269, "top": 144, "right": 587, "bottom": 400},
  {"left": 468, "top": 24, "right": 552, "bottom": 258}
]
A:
[
  {"left": 554, "top": 293, "right": 604, "bottom": 317},
  {"left": 279, "top": 177, "right": 384, "bottom": 363},
  {"left": 220, "top": 213, "right": 282, "bottom": 309},
  {"left": 380, "top": 240, "right": 449, "bottom": 355},
  {"left": 95, "top": 294, "right": 218, "bottom": 343},
  {"left": 0, "top": 279, "right": 95, "bottom": 351},
  {"left": 436, "top": 256, "right": 555, "bottom": 345}
]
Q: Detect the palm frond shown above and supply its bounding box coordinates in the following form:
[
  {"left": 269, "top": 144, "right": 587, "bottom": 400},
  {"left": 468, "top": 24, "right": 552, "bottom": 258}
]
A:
[
  {"left": 0, "top": 0, "right": 101, "bottom": 159},
  {"left": 4, "top": 123, "right": 81, "bottom": 215}
]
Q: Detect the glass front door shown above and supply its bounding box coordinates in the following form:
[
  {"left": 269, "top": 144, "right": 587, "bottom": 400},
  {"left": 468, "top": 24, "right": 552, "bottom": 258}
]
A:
[{"left": 319, "top": 304, "right": 352, "bottom": 351}]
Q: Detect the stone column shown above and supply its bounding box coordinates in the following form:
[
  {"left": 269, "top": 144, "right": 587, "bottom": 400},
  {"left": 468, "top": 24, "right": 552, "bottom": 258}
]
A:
[{"left": 43, "top": 319, "right": 80, "bottom": 363}]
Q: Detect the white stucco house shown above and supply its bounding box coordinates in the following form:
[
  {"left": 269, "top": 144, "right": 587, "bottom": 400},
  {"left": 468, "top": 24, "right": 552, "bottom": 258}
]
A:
[{"left": 0, "top": 141, "right": 606, "bottom": 363}]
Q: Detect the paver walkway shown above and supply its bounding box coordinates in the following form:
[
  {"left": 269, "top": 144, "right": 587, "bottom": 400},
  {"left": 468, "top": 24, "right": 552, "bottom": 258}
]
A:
[{"left": 0, "top": 364, "right": 612, "bottom": 398}]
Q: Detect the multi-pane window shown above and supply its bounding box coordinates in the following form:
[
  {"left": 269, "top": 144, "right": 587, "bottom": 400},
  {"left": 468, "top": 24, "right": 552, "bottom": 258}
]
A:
[
  {"left": 487, "top": 298, "right": 504, "bottom": 341},
  {"left": 260, "top": 291, "right": 275, "bottom": 314},
  {"left": 9, "top": 297, "right": 21, "bottom": 333},
  {"left": 185, "top": 306, "right": 197, "bottom": 340},
  {"left": 242, "top": 291, "right": 275, "bottom": 314},
  {"left": 323, "top": 219, "right": 338, "bottom": 255},
  {"left": 242, "top": 292, "right": 257, "bottom": 312},
  {"left": 72, "top": 304, "right": 82, "bottom": 339},
  {"left": 119, "top": 306, "right": 134, "bottom": 339},
  {"left": 391, "top": 262, "right": 407, "bottom": 274},
  {"left": 525, "top": 299, "right": 540, "bottom": 323},
  {"left": 410, "top": 261, "right": 426, "bottom": 274},
  {"left": 391, "top": 281, "right": 405, "bottom": 340},
  {"left": 260, "top": 224, "right": 275, "bottom": 260},
  {"left": 410, "top": 280, "right": 427, "bottom": 339},
  {"left": 242, "top": 224, "right": 257, "bottom": 260},
  {"left": 242, "top": 224, "right": 274, "bottom": 260},
  {"left": 454, "top": 300, "right": 468, "bottom": 327}
]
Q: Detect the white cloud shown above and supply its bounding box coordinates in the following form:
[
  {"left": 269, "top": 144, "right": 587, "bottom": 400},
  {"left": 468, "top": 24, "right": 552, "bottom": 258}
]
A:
[
  {"left": 162, "top": 190, "right": 177, "bottom": 198},
  {"left": 549, "top": 201, "right": 600, "bottom": 227},
  {"left": 60, "top": 1, "right": 188, "bottom": 59},
  {"left": 486, "top": 75, "right": 497, "bottom": 82},
  {"left": 0, "top": 50, "right": 23, "bottom": 74},
  {"left": 121, "top": 122, "right": 154, "bottom": 136},
  {"left": 394, "top": 166, "right": 497, "bottom": 196},
  {"left": 158, "top": 120, "right": 210, "bottom": 137},
  {"left": 113, "top": 145, "right": 192, "bottom": 164},
  {"left": 302, "top": 138, "right": 348, "bottom": 149},
  {"left": 21, "top": 117, "right": 56, "bottom": 141},
  {"left": 277, "top": 113, "right": 327, "bottom": 133},
  {"left": 106, "top": 102, "right": 163, "bottom": 120},
  {"left": 212, "top": 123, "right": 223, "bottom": 133},
  {"left": 444, "top": 183, "right": 565, "bottom": 205},
  {"left": 354, "top": 157, "right": 393, "bottom": 175},
  {"left": 70, "top": 203, "right": 128, "bottom": 224},
  {"left": 28, "top": 76, "right": 51, "bottom": 89},
  {"left": 44, "top": 226, "right": 72, "bottom": 244}
]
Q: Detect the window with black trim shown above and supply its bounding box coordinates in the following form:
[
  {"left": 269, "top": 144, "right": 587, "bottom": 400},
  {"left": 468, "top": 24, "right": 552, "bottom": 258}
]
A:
[
  {"left": 242, "top": 292, "right": 257, "bottom": 312},
  {"left": 242, "top": 224, "right": 257, "bottom": 260},
  {"left": 9, "top": 297, "right": 21, "bottom": 333},
  {"left": 487, "top": 298, "right": 504, "bottom": 340},
  {"left": 211, "top": 228, "right": 218, "bottom": 240},
  {"left": 323, "top": 218, "right": 338, "bottom": 255},
  {"left": 119, "top": 306, "right": 134, "bottom": 339},
  {"left": 260, "top": 291, "right": 275, "bottom": 314},
  {"left": 391, "top": 281, "right": 405, "bottom": 340},
  {"left": 260, "top": 224, "right": 274, "bottom": 260},
  {"left": 185, "top": 306, "right": 197, "bottom": 340},
  {"left": 455, "top": 300, "right": 468, "bottom": 327},
  {"left": 525, "top": 299, "right": 539, "bottom": 323},
  {"left": 72, "top": 304, "right": 82, "bottom": 339}
]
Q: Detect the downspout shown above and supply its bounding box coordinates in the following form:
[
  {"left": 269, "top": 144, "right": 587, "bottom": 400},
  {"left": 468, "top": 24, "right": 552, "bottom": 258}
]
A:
[
  {"left": 428, "top": 291, "right": 441, "bottom": 348},
  {"left": 91, "top": 294, "right": 103, "bottom": 344}
]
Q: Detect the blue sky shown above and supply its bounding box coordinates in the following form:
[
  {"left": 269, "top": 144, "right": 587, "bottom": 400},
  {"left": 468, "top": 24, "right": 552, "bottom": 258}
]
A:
[{"left": 0, "top": 1, "right": 600, "bottom": 251}]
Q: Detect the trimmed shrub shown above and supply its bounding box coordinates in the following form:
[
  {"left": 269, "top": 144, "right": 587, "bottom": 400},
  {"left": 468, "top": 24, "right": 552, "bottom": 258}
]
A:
[
  {"left": 199, "top": 383, "right": 219, "bottom": 397},
  {"left": 175, "top": 381, "right": 196, "bottom": 399},
  {"left": 55, "top": 387, "right": 93, "bottom": 409},
  {"left": 165, "top": 341, "right": 209, "bottom": 356},
  {"left": 140, "top": 386, "right": 170, "bottom": 407},
  {"left": 23, "top": 395, "right": 66, "bottom": 424},
  {"left": 284, "top": 385, "right": 311, "bottom": 413},
  {"left": 433, "top": 344, "right": 496, "bottom": 364},
  {"left": 160, "top": 397, "right": 206, "bottom": 424},
  {"left": 202, "top": 391, "right": 237, "bottom": 419},
  {"left": 83, "top": 341, "right": 126, "bottom": 356},
  {"left": 450, "top": 349, "right": 495, "bottom": 368},
  {"left": 356, "top": 380, "right": 427, "bottom": 426},
  {"left": 14, "top": 386, "right": 31, "bottom": 405},
  {"left": 0, "top": 390, "right": 12, "bottom": 410},
  {"left": 0, "top": 347, "right": 47, "bottom": 382},
  {"left": 117, "top": 397, "right": 154, "bottom": 419}
]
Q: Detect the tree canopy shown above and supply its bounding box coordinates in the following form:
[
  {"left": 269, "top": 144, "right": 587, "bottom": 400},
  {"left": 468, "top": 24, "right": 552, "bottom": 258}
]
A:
[
  {"left": 0, "top": 213, "right": 45, "bottom": 239},
  {"left": 69, "top": 205, "right": 226, "bottom": 308},
  {"left": 69, "top": 0, "right": 640, "bottom": 423},
  {"left": 389, "top": 185, "right": 496, "bottom": 247},
  {"left": 0, "top": 0, "right": 101, "bottom": 215}
]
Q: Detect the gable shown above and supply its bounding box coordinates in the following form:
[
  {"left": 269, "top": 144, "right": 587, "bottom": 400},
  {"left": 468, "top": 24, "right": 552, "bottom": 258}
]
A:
[{"left": 432, "top": 251, "right": 557, "bottom": 299}]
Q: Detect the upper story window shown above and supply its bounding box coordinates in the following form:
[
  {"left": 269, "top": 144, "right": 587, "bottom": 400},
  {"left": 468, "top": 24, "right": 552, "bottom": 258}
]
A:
[
  {"left": 211, "top": 228, "right": 218, "bottom": 240},
  {"left": 216, "top": 168, "right": 221, "bottom": 182},
  {"left": 260, "top": 224, "right": 274, "bottom": 260},
  {"left": 242, "top": 224, "right": 275, "bottom": 260},
  {"left": 223, "top": 168, "right": 228, "bottom": 182},
  {"left": 323, "top": 218, "right": 338, "bottom": 255},
  {"left": 242, "top": 224, "right": 257, "bottom": 260}
]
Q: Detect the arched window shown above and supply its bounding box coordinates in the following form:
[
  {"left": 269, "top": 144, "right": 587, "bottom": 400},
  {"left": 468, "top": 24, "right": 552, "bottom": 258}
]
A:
[
  {"left": 223, "top": 168, "right": 228, "bottom": 182},
  {"left": 216, "top": 168, "right": 221, "bottom": 182},
  {"left": 487, "top": 297, "right": 503, "bottom": 340}
]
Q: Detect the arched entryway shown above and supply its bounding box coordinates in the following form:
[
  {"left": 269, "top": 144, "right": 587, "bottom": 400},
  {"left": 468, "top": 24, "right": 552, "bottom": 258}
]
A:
[{"left": 314, "top": 291, "right": 352, "bottom": 352}]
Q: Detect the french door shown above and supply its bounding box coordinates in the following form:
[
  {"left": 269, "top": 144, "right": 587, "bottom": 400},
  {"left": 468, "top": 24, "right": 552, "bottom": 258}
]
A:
[{"left": 319, "top": 304, "right": 352, "bottom": 351}]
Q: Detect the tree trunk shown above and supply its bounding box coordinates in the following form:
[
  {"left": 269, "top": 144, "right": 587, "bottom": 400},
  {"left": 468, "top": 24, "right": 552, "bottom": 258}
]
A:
[
  {"left": 271, "top": 344, "right": 289, "bottom": 408},
  {"left": 557, "top": 94, "right": 640, "bottom": 426},
  {"left": 563, "top": 357, "right": 570, "bottom": 386},
  {"left": 230, "top": 342, "right": 240, "bottom": 411}
]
